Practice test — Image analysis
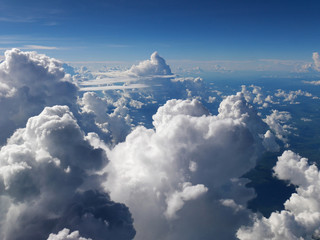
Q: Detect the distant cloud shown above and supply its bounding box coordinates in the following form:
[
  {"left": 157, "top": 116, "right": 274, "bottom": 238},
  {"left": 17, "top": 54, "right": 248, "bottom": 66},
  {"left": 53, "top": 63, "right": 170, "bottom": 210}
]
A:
[
  {"left": 128, "top": 51, "right": 172, "bottom": 76},
  {"left": 303, "top": 80, "right": 320, "bottom": 85},
  {"left": 301, "top": 117, "right": 312, "bottom": 122},
  {"left": 79, "top": 83, "right": 148, "bottom": 91},
  {"left": 79, "top": 52, "right": 174, "bottom": 91},
  {"left": 300, "top": 52, "right": 320, "bottom": 72},
  {"left": 274, "top": 89, "right": 314, "bottom": 104},
  {"left": 313, "top": 52, "right": 320, "bottom": 71}
]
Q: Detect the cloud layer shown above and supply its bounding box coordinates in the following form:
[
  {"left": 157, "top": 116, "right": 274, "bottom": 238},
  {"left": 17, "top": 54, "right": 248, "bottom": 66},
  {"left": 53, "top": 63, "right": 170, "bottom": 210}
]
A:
[{"left": 1, "top": 48, "right": 314, "bottom": 240}]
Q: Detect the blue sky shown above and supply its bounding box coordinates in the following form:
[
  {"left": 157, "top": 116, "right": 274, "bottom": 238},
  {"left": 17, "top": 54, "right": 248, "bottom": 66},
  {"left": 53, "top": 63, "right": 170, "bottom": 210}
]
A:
[{"left": 0, "top": 0, "right": 319, "bottom": 64}]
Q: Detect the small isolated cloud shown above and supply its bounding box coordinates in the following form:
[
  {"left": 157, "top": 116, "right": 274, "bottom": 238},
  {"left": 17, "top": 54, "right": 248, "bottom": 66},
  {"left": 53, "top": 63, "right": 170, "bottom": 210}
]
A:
[
  {"left": 303, "top": 80, "right": 320, "bottom": 85},
  {"left": 301, "top": 117, "right": 312, "bottom": 122}
]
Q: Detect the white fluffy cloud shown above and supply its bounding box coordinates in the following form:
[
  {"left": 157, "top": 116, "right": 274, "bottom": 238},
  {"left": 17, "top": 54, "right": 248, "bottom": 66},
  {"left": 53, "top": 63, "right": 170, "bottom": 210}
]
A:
[
  {"left": 313, "top": 52, "right": 320, "bottom": 71},
  {"left": 264, "top": 110, "right": 292, "bottom": 145},
  {"left": 128, "top": 51, "right": 172, "bottom": 76},
  {"left": 47, "top": 228, "right": 92, "bottom": 240},
  {"left": 274, "top": 89, "right": 314, "bottom": 104},
  {"left": 0, "top": 48, "right": 78, "bottom": 144},
  {"left": 303, "top": 80, "right": 320, "bottom": 85},
  {"left": 241, "top": 85, "right": 278, "bottom": 108},
  {"left": 0, "top": 105, "right": 135, "bottom": 240},
  {"left": 79, "top": 92, "right": 132, "bottom": 144},
  {"left": 79, "top": 52, "right": 174, "bottom": 91},
  {"left": 299, "top": 52, "right": 320, "bottom": 72},
  {"left": 237, "top": 150, "right": 320, "bottom": 240},
  {"left": 102, "top": 93, "right": 272, "bottom": 239}
]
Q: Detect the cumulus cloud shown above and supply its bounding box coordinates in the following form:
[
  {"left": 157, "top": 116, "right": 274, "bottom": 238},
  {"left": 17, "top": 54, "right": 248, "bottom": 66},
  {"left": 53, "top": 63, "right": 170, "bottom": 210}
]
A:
[
  {"left": 79, "top": 92, "right": 132, "bottom": 144},
  {"left": 241, "top": 85, "right": 278, "bottom": 108},
  {"left": 237, "top": 150, "right": 320, "bottom": 240},
  {"left": 47, "top": 228, "right": 92, "bottom": 240},
  {"left": 313, "top": 52, "right": 320, "bottom": 71},
  {"left": 263, "top": 110, "right": 292, "bottom": 145},
  {"left": 79, "top": 52, "right": 174, "bottom": 91},
  {"left": 302, "top": 80, "right": 320, "bottom": 85},
  {"left": 0, "top": 48, "right": 304, "bottom": 240},
  {"left": 274, "top": 89, "right": 314, "bottom": 104},
  {"left": 262, "top": 130, "right": 280, "bottom": 152},
  {"left": 128, "top": 51, "right": 172, "bottom": 76},
  {"left": 300, "top": 52, "right": 320, "bottom": 72},
  {"left": 0, "top": 48, "right": 78, "bottom": 144},
  {"left": 0, "top": 105, "right": 135, "bottom": 240},
  {"left": 102, "top": 93, "right": 272, "bottom": 239}
]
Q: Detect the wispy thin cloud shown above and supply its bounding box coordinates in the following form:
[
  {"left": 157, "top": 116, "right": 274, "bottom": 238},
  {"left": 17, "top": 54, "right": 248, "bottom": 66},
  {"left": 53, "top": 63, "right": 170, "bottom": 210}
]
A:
[
  {"left": 23, "top": 45, "right": 59, "bottom": 50},
  {"left": 0, "top": 45, "right": 60, "bottom": 51},
  {"left": 79, "top": 83, "right": 148, "bottom": 91},
  {"left": 0, "top": 16, "right": 36, "bottom": 23}
]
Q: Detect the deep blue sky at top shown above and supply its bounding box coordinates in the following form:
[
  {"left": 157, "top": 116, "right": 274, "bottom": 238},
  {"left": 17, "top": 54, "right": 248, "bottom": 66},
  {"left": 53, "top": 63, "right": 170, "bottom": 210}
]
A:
[{"left": 0, "top": 0, "right": 319, "bottom": 62}]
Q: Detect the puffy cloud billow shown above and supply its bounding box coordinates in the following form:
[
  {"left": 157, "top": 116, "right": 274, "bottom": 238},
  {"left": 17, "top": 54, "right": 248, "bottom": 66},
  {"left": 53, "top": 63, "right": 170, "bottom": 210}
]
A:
[
  {"left": 0, "top": 48, "right": 78, "bottom": 144},
  {"left": 0, "top": 49, "right": 138, "bottom": 240},
  {"left": 0, "top": 105, "right": 135, "bottom": 240},
  {"left": 237, "top": 150, "right": 320, "bottom": 240},
  {"left": 102, "top": 93, "right": 275, "bottom": 240},
  {"left": 128, "top": 51, "right": 172, "bottom": 77},
  {"left": 0, "top": 49, "right": 298, "bottom": 240},
  {"left": 79, "top": 91, "right": 132, "bottom": 144}
]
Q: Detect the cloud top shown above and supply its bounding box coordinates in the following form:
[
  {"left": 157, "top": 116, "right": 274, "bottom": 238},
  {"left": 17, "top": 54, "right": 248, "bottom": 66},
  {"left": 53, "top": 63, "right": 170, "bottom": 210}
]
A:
[{"left": 128, "top": 51, "right": 172, "bottom": 76}]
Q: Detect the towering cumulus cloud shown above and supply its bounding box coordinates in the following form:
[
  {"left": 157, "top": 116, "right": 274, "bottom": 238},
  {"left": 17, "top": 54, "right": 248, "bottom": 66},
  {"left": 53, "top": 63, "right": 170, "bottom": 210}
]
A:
[
  {"left": 237, "top": 150, "right": 320, "bottom": 240},
  {"left": 0, "top": 48, "right": 78, "bottom": 144},
  {"left": 0, "top": 49, "right": 136, "bottom": 240},
  {"left": 128, "top": 51, "right": 172, "bottom": 76},
  {"left": 0, "top": 105, "right": 135, "bottom": 240},
  {"left": 102, "top": 93, "right": 273, "bottom": 239}
]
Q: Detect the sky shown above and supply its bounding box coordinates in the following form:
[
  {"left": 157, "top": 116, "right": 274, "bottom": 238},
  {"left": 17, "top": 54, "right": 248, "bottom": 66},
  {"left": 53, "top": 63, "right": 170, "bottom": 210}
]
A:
[
  {"left": 0, "top": 0, "right": 320, "bottom": 64},
  {"left": 2, "top": 1, "right": 320, "bottom": 240}
]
